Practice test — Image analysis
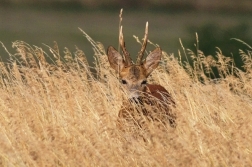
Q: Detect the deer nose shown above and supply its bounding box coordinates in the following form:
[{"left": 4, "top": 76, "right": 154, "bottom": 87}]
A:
[{"left": 128, "top": 90, "right": 139, "bottom": 98}]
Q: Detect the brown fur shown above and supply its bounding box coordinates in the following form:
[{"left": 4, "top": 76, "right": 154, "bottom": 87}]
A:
[
  {"left": 129, "top": 66, "right": 141, "bottom": 79},
  {"left": 145, "top": 84, "right": 175, "bottom": 104}
]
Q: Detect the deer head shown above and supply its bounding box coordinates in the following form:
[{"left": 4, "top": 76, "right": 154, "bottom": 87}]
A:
[{"left": 107, "top": 22, "right": 162, "bottom": 101}]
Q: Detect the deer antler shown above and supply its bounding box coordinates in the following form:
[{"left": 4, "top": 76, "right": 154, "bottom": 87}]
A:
[
  {"left": 136, "top": 22, "right": 148, "bottom": 65},
  {"left": 119, "top": 26, "right": 132, "bottom": 66}
]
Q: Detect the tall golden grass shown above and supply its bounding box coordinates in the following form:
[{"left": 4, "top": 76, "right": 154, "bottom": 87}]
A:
[{"left": 0, "top": 31, "right": 252, "bottom": 166}]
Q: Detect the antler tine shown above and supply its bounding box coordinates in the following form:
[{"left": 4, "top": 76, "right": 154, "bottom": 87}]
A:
[
  {"left": 119, "top": 26, "right": 132, "bottom": 66},
  {"left": 136, "top": 22, "right": 148, "bottom": 65}
]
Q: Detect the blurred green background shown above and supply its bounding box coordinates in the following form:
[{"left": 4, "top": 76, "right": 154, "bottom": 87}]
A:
[{"left": 0, "top": 0, "right": 251, "bottom": 68}]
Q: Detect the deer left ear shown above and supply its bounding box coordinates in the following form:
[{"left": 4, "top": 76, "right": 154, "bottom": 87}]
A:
[
  {"left": 107, "top": 46, "right": 125, "bottom": 72},
  {"left": 143, "top": 47, "right": 162, "bottom": 76}
]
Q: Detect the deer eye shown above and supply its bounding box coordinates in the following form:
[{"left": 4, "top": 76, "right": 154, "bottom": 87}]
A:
[
  {"left": 141, "top": 80, "right": 147, "bottom": 85},
  {"left": 121, "top": 80, "right": 127, "bottom": 84}
]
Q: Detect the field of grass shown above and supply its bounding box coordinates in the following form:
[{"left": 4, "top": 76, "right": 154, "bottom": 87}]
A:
[
  {"left": 0, "top": 24, "right": 252, "bottom": 166},
  {"left": 1, "top": 7, "right": 252, "bottom": 166}
]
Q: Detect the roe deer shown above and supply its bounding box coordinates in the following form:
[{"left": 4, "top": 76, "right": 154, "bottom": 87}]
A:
[{"left": 107, "top": 22, "right": 176, "bottom": 130}]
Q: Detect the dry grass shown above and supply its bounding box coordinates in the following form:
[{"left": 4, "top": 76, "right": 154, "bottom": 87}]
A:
[{"left": 0, "top": 32, "right": 252, "bottom": 167}]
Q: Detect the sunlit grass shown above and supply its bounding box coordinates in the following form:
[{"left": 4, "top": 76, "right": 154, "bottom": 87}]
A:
[{"left": 0, "top": 30, "right": 252, "bottom": 166}]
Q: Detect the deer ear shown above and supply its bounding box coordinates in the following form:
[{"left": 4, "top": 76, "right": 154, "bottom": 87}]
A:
[
  {"left": 143, "top": 47, "right": 162, "bottom": 76},
  {"left": 107, "top": 46, "right": 125, "bottom": 72}
]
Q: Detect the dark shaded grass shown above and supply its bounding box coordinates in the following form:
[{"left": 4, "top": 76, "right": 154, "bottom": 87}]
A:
[{"left": 0, "top": 6, "right": 251, "bottom": 65}]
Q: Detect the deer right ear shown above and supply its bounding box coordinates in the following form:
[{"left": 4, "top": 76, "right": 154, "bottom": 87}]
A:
[
  {"left": 143, "top": 47, "right": 162, "bottom": 76},
  {"left": 107, "top": 46, "right": 125, "bottom": 72}
]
